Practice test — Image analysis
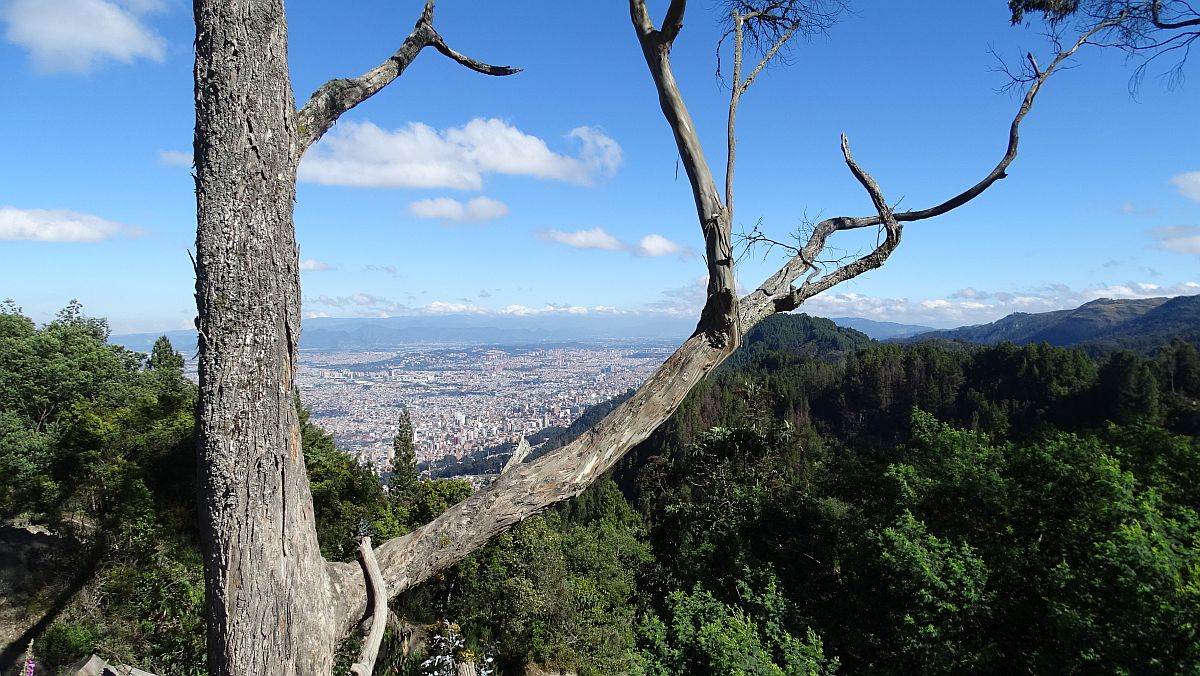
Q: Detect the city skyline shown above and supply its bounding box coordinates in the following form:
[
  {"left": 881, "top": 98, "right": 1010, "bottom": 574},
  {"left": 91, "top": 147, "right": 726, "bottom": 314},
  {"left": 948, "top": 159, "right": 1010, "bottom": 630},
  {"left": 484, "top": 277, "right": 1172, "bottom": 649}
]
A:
[{"left": 293, "top": 344, "right": 672, "bottom": 472}]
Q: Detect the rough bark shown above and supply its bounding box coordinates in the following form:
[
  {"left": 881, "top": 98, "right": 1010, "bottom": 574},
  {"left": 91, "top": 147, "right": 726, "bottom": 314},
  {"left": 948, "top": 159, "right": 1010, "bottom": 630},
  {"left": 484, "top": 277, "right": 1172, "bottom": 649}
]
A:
[
  {"left": 193, "top": 0, "right": 335, "bottom": 672},
  {"left": 193, "top": 1, "right": 513, "bottom": 673}
]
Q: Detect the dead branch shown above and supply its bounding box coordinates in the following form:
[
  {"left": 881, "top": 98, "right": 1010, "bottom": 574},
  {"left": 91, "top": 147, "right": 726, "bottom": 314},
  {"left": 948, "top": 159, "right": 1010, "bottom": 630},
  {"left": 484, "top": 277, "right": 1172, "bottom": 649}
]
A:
[
  {"left": 349, "top": 537, "right": 386, "bottom": 676},
  {"left": 295, "top": 0, "right": 518, "bottom": 152}
]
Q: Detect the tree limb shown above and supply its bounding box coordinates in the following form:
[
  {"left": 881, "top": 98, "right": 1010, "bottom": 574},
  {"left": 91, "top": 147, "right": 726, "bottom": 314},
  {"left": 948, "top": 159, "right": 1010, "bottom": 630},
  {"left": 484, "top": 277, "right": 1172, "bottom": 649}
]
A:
[
  {"left": 630, "top": 0, "right": 723, "bottom": 223},
  {"left": 662, "top": 0, "right": 688, "bottom": 44},
  {"left": 295, "top": 0, "right": 518, "bottom": 152},
  {"left": 349, "top": 537, "right": 386, "bottom": 676},
  {"left": 771, "top": 135, "right": 902, "bottom": 312},
  {"left": 1152, "top": 0, "right": 1200, "bottom": 28},
  {"left": 631, "top": 0, "right": 736, "bottom": 349},
  {"left": 807, "top": 11, "right": 1125, "bottom": 236},
  {"left": 742, "top": 12, "right": 1131, "bottom": 323}
]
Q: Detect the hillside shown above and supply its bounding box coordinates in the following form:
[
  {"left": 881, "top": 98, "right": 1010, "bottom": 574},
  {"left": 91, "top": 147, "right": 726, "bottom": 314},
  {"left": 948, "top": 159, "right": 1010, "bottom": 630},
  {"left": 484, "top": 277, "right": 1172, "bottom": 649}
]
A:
[
  {"left": 903, "top": 295, "right": 1200, "bottom": 352},
  {"left": 827, "top": 316, "right": 934, "bottom": 340},
  {"left": 720, "top": 312, "right": 874, "bottom": 370}
]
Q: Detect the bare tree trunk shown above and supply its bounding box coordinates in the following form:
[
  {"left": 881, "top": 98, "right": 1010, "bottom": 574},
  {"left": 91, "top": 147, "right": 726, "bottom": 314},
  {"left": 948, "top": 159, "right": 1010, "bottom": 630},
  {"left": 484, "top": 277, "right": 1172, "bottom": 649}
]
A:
[{"left": 193, "top": 0, "right": 337, "bottom": 672}]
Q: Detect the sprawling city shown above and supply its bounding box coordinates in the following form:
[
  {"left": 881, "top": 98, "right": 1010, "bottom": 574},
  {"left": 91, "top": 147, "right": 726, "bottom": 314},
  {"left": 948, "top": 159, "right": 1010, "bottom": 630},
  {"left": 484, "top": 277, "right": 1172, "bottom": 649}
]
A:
[{"left": 294, "top": 342, "right": 674, "bottom": 474}]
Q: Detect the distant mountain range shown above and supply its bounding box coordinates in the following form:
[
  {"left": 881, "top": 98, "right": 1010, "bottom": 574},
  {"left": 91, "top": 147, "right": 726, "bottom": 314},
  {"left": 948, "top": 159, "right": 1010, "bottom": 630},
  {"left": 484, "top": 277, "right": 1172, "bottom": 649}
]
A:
[
  {"left": 901, "top": 295, "right": 1200, "bottom": 352},
  {"left": 826, "top": 317, "right": 934, "bottom": 340},
  {"left": 110, "top": 295, "right": 1200, "bottom": 355},
  {"left": 112, "top": 313, "right": 695, "bottom": 353}
]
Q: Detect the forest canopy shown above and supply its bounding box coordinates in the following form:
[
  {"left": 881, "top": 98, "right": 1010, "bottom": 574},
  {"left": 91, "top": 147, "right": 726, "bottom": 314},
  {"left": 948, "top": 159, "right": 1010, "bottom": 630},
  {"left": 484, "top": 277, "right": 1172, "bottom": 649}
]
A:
[{"left": 3, "top": 303, "right": 1196, "bottom": 674}]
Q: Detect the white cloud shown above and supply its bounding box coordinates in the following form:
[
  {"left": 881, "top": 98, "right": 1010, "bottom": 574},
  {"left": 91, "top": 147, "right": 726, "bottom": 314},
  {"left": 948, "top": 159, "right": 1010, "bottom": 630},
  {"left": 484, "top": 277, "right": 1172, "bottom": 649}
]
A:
[
  {"left": 420, "top": 301, "right": 486, "bottom": 315},
  {"left": 407, "top": 196, "right": 509, "bottom": 223},
  {"left": 3, "top": 0, "right": 165, "bottom": 74},
  {"left": 539, "top": 227, "right": 689, "bottom": 258},
  {"left": 1170, "top": 171, "right": 1200, "bottom": 202},
  {"left": 568, "top": 126, "right": 623, "bottom": 177},
  {"left": 498, "top": 304, "right": 609, "bottom": 316},
  {"left": 299, "top": 119, "right": 622, "bottom": 190},
  {"left": 0, "top": 206, "right": 143, "bottom": 241},
  {"left": 1150, "top": 225, "right": 1200, "bottom": 255},
  {"left": 539, "top": 226, "right": 625, "bottom": 251},
  {"left": 158, "top": 149, "right": 191, "bottom": 167},
  {"left": 636, "top": 234, "right": 683, "bottom": 257},
  {"left": 299, "top": 259, "right": 333, "bottom": 271}
]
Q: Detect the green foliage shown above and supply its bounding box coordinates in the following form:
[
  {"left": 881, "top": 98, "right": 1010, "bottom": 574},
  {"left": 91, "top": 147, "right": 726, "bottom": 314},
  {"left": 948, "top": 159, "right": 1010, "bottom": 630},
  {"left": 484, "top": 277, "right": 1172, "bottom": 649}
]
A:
[
  {"left": 396, "top": 480, "right": 651, "bottom": 675},
  {"left": 301, "top": 403, "right": 403, "bottom": 561},
  {"left": 391, "top": 406, "right": 419, "bottom": 497},
  {"left": 867, "top": 510, "right": 991, "bottom": 673},
  {"left": 0, "top": 305, "right": 208, "bottom": 673},
  {"left": 37, "top": 622, "right": 100, "bottom": 670},
  {"left": 1008, "top": 0, "right": 1079, "bottom": 23},
  {"left": 1097, "top": 349, "right": 1161, "bottom": 424},
  {"left": 633, "top": 580, "right": 838, "bottom": 675},
  {"left": 626, "top": 332, "right": 1200, "bottom": 674},
  {"left": 722, "top": 313, "right": 873, "bottom": 372},
  {"left": 6, "top": 302, "right": 1198, "bottom": 675}
]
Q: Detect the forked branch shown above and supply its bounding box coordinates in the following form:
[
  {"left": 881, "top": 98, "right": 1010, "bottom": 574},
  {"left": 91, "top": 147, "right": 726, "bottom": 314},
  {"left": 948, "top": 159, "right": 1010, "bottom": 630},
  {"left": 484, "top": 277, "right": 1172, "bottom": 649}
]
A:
[
  {"left": 833, "top": 10, "right": 1127, "bottom": 233},
  {"left": 770, "top": 135, "right": 902, "bottom": 312},
  {"left": 295, "top": 0, "right": 519, "bottom": 152},
  {"left": 740, "top": 10, "right": 1130, "bottom": 325}
]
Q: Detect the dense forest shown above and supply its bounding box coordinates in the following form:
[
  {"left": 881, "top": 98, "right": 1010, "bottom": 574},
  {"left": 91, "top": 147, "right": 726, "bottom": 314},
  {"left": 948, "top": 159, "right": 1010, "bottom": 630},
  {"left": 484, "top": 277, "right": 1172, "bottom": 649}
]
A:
[{"left": 1, "top": 304, "right": 1197, "bottom": 674}]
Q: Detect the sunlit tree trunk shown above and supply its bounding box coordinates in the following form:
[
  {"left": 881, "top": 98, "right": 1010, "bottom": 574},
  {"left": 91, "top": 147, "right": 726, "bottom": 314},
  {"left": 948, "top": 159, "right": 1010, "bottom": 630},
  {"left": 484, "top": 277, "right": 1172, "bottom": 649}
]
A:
[{"left": 193, "top": 0, "right": 337, "bottom": 671}]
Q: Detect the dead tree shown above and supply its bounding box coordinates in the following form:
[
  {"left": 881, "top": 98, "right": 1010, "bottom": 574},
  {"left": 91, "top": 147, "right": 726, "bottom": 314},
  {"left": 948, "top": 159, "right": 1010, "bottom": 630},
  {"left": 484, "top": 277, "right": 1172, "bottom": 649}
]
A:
[{"left": 192, "top": 0, "right": 1117, "bottom": 672}]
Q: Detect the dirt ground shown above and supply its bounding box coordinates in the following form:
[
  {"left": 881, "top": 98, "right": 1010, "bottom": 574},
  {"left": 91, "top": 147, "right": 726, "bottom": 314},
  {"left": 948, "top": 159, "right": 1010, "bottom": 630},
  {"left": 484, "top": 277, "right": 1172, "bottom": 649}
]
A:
[{"left": 0, "top": 524, "right": 76, "bottom": 669}]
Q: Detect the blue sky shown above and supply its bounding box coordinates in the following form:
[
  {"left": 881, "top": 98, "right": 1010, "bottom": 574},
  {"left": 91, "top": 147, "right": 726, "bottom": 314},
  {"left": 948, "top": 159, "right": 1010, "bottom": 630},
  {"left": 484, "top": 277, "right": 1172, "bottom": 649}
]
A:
[{"left": 1, "top": 0, "right": 1197, "bottom": 333}]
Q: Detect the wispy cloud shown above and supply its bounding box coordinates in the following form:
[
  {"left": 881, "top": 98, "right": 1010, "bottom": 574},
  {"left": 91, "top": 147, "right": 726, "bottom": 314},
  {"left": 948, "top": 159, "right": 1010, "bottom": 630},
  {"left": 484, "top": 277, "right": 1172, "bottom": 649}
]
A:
[
  {"left": 299, "top": 119, "right": 622, "bottom": 190},
  {"left": 0, "top": 206, "right": 143, "bottom": 241},
  {"left": 307, "top": 293, "right": 408, "bottom": 316},
  {"left": 1119, "top": 201, "right": 1157, "bottom": 218},
  {"left": 407, "top": 196, "right": 509, "bottom": 224},
  {"left": 645, "top": 277, "right": 709, "bottom": 317},
  {"left": 1170, "top": 171, "right": 1200, "bottom": 202},
  {"left": 1149, "top": 225, "right": 1200, "bottom": 255},
  {"left": 158, "top": 149, "right": 191, "bottom": 167},
  {"left": 538, "top": 226, "right": 690, "bottom": 258},
  {"left": 2, "top": 0, "right": 165, "bottom": 73},
  {"left": 364, "top": 264, "right": 398, "bottom": 275},
  {"left": 300, "top": 259, "right": 333, "bottom": 271}
]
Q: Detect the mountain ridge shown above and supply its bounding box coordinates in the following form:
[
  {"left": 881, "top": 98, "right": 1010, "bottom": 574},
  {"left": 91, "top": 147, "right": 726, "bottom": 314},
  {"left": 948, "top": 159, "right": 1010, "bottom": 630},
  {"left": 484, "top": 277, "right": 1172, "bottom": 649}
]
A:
[{"left": 901, "top": 294, "right": 1200, "bottom": 352}]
